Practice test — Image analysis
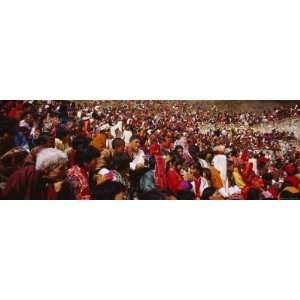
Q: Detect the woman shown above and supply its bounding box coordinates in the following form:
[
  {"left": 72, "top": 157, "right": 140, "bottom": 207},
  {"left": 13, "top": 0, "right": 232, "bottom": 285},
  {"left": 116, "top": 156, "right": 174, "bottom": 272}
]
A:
[
  {"left": 166, "top": 160, "right": 186, "bottom": 193},
  {"left": 2, "top": 148, "right": 68, "bottom": 199}
]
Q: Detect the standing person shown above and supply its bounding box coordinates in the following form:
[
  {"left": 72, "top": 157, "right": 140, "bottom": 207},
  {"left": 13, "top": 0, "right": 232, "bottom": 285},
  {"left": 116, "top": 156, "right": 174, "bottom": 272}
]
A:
[
  {"left": 212, "top": 145, "right": 227, "bottom": 187},
  {"left": 65, "top": 145, "right": 100, "bottom": 200},
  {"left": 90, "top": 124, "right": 109, "bottom": 152},
  {"left": 2, "top": 148, "right": 68, "bottom": 200}
]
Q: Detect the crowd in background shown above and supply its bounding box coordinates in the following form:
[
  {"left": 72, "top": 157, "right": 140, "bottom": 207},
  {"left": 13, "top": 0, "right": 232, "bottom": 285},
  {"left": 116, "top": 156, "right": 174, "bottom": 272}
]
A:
[{"left": 0, "top": 100, "right": 300, "bottom": 200}]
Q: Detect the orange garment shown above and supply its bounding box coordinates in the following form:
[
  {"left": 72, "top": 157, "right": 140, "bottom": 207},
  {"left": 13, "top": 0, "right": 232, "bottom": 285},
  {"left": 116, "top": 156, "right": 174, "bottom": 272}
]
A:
[
  {"left": 210, "top": 166, "right": 223, "bottom": 189},
  {"left": 90, "top": 133, "right": 106, "bottom": 151}
]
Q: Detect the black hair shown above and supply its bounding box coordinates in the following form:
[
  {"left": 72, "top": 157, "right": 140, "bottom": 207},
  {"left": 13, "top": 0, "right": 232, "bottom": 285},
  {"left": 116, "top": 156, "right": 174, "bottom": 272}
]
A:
[
  {"left": 139, "top": 190, "right": 165, "bottom": 200},
  {"left": 262, "top": 173, "right": 273, "bottom": 183},
  {"left": 111, "top": 153, "right": 130, "bottom": 172},
  {"left": 75, "top": 145, "right": 100, "bottom": 166},
  {"left": 129, "top": 135, "right": 141, "bottom": 143},
  {"left": 71, "top": 136, "right": 90, "bottom": 150},
  {"left": 247, "top": 188, "right": 260, "bottom": 200},
  {"left": 36, "top": 133, "right": 52, "bottom": 146},
  {"left": 112, "top": 138, "right": 125, "bottom": 150},
  {"left": 91, "top": 181, "right": 126, "bottom": 200},
  {"left": 280, "top": 191, "right": 300, "bottom": 200},
  {"left": 201, "top": 187, "right": 216, "bottom": 200},
  {"left": 0, "top": 117, "right": 17, "bottom": 137},
  {"left": 175, "top": 145, "right": 183, "bottom": 151},
  {"left": 55, "top": 127, "right": 69, "bottom": 140},
  {"left": 176, "top": 190, "right": 195, "bottom": 200}
]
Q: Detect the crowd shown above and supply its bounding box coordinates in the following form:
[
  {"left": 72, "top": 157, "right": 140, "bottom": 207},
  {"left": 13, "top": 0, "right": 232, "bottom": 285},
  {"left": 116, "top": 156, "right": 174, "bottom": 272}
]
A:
[{"left": 0, "top": 100, "right": 300, "bottom": 200}]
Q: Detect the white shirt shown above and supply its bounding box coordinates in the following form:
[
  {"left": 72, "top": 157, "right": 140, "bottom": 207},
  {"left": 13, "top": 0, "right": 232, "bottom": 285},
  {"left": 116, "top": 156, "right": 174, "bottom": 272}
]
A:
[
  {"left": 130, "top": 149, "right": 145, "bottom": 170},
  {"left": 123, "top": 130, "right": 133, "bottom": 144}
]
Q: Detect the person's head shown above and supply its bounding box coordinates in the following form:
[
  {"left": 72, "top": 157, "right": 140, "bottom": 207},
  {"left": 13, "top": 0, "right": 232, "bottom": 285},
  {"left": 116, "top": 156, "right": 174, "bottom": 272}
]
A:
[
  {"left": 129, "top": 135, "right": 141, "bottom": 152},
  {"left": 50, "top": 113, "right": 60, "bottom": 127},
  {"left": 202, "top": 187, "right": 224, "bottom": 200},
  {"left": 91, "top": 181, "right": 126, "bottom": 200},
  {"left": 36, "top": 148, "right": 68, "bottom": 182},
  {"left": 32, "top": 128, "right": 41, "bottom": 140},
  {"left": 23, "top": 112, "right": 34, "bottom": 126},
  {"left": 175, "top": 145, "right": 184, "bottom": 157},
  {"left": 262, "top": 173, "right": 273, "bottom": 187},
  {"left": 176, "top": 189, "right": 195, "bottom": 200},
  {"left": 112, "top": 138, "right": 125, "bottom": 154},
  {"left": 247, "top": 188, "right": 260, "bottom": 200},
  {"left": 55, "top": 127, "right": 69, "bottom": 142},
  {"left": 190, "top": 163, "right": 203, "bottom": 178},
  {"left": 111, "top": 153, "right": 130, "bottom": 174},
  {"left": 75, "top": 145, "right": 100, "bottom": 172},
  {"left": 139, "top": 190, "right": 165, "bottom": 200},
  {"left": 36, "top": 133, "right": 55, "bottom": 148},
  {"left": 71, "top": 136, "right": 90, "bottom": 151}
]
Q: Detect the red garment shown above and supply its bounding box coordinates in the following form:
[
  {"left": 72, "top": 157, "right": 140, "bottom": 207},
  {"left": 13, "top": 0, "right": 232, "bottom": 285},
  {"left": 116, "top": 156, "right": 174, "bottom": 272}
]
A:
[
  {"left": 150, "top": 144, "right": 160, "bottom": 156},
  {"left": 285, "top": 176, "right": 300, "bottom": 188},
  {"left": 66, "top": 165, "right": 91, "bottom": 200},
  {"left": 154, "top": 155, "right": 167, "bottom": 190},
  {"left": 258, "top": 156, "right": 268, "bottom": 166},
  {"left": 268, "top": 186, "right": 278, "bottom": 199},
  {"left": 2, "top": 165, "right": 55, "bottom": 200},
  {"left": 68, "top": 149, "right": 77, "bottom": 167},
  {"left": 241, "top": 150, "right": 249, "bottom": 162},
  {"left": 166, "top": 168, "right": 183, "bottom": 193},
  {"left": 194, "top": 177, "right": 201, "bottom": 200},
  {"left": 284, "top": 164, "right": 296, "bottom": 176},
  {"left": 241, "top": 162, "right": 253, "bottom": 182}
]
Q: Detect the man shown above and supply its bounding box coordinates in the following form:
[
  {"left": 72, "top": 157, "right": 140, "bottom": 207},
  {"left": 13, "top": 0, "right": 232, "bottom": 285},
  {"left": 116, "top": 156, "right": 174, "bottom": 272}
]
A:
[
  {"left": 65, "top": 145, "right": 100, "bottom": 200},
  {"left": 189, "top": 163, "right": 209, "bottom": 200},
  {"left": 122, "top": 125, "right": 133, "bottom": 144},
  {"left": 90, "top": 124, "right": 109, "bottom": 151},
  {"left": 126, "top": 136, "right": 145, "bottom": 171},
  {"left": 2, "top": 148, "right": 68, "bottom": 199},
  {"left": 212, "top": 145, "right": 227, "bottom": 188}
]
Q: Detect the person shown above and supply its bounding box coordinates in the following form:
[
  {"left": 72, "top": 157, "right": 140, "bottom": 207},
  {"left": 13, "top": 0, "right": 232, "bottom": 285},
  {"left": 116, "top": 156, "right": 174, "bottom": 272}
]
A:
[
  {"left": 91, "top": 181, "right": 126, "bottom": 200},
  {"left": 189, "top": 163, "right": 209, "bottom": 199},
  {"left": 122, "top": 124, "right": 133, "bottom": 144},
  {"left": 55, "top": 127, "right": 71, "bottom": 154},
  {"left": 127, "top": 135, "right": 145, "bottom": 171},
  {"left": 14, "top": 124, "right": 30, "bottom": 151},
  {"left": 2, "top": 148, "right": 68, "bottom": 199},
  {"left": 109, "top": 152, "right": 131, "bottom": 199},
  {"left": 65, "top": 145, "right": 100, "bottom": 200},
  {"left": 166, "top": 160, "right": 185, "bottom": 193},
  {"left": 90, "top": 125, "right": 108, "bottom": 151},
  {"left": 139, "top": 156, "right": 155, "bottom": 193},
  {"left": 112, "top": 138, "right": 125, "bottom": 154},
  {"left": 212, "top": 145, "right": 227, "bottom": 188}
]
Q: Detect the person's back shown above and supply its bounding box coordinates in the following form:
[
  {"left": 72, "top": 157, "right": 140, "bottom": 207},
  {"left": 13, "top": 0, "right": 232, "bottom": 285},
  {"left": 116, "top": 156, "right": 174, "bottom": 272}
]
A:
[
  {"left": 2, "top": 165, "right": 41, "bottom": 199},
  {"left": 91, "top": 132, "right": 106, "bottom": 151}
]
